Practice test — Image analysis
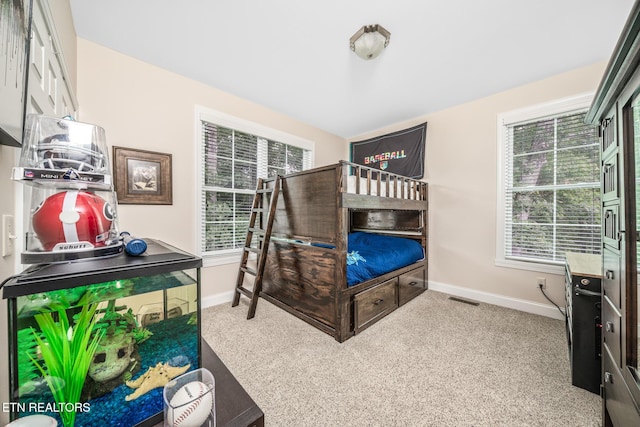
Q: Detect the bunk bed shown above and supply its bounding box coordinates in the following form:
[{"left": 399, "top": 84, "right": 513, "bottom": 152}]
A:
[{"left": 260, "top": 160, "right": 428, "bottom": 342}]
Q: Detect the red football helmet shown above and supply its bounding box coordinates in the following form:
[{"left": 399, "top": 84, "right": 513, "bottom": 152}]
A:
[{"left": 32, "top": 191, "right": 115, "bottom": 251}]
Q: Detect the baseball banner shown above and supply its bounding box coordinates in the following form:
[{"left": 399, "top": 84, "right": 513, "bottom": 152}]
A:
[{"left": 350, "top": 122, "right": 426, "bottom": 179}]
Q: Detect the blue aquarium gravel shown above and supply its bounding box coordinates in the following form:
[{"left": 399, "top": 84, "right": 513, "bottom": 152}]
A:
[{"left": 18, "top": 314, "right": 198, "bottom": 427}]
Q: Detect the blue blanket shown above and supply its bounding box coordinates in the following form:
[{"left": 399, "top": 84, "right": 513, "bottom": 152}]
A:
[{"left": 346, "top": 232, "right": 424, "bottom": 287}]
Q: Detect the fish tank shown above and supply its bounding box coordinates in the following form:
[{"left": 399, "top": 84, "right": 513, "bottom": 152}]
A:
[{"left": 2, "top": 240, "right": 202, "bottom": 427}]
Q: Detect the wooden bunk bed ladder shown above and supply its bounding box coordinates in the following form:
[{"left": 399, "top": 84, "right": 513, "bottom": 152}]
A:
[{"left": 232, "top": 175, "right": 281, "bottom": 319}]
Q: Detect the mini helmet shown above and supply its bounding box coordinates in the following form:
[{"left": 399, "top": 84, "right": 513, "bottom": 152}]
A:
[
  {"left": 36, "top": 133, "right": 106, "bottom": 172},
  {"left": 32, "top": 191, "right": 115, "bottom": 251}
]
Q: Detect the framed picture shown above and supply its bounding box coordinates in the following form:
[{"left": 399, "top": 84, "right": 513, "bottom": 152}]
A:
[
  {"left": 0, "top": 0, "right": 32, "bottom": 147},
  {"left": 113, "top": 146, "right": 173, "bottom": 205}
]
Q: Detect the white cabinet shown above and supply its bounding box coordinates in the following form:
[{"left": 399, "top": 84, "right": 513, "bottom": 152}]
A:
[{"left": 27, "top": 0, "right": 77, "bottom": 117}]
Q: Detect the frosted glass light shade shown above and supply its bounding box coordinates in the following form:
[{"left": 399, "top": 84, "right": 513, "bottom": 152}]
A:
[{"left": 350, "top": 25, "right": 390, "bottom": 60}]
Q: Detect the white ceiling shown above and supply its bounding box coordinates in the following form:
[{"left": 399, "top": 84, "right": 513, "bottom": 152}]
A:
[{"left": 69, "top": 0, "right": 636, "bottom": 139}]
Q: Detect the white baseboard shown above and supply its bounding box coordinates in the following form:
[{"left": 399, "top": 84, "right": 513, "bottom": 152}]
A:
[
  {"left": 201, "top": 290, "right": 235, "bottom": 309},
  {"left": 428, "top": 280, "right": 566, "bottom": 321},
  {"left": 201, "top": 282, "right": 566, "bottom": 321}
]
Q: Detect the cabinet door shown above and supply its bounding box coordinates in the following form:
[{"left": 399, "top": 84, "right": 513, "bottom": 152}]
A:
[
  {"left": 602, "top": 153, "right": 619, "bottom": 203},
  {"left": 603, "top": 247, "right": 621, "bottom": 309},
  {"left": 27, "top": 0, "right": 77, "bottom": 117},
  {"left": 602, "top": 116, "right": 618, "bottom": 159},
  {"left": 601, "top": 92, "right": 640, "bottom": 425}
]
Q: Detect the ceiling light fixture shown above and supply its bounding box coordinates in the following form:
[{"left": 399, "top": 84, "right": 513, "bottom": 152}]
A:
[{"left": 349, "top": 24, "right": 390, "bottom": 60}]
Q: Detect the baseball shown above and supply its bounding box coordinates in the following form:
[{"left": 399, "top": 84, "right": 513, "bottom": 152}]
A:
[{"left": 168, "top": 380, "right": 214, "bottom": 427}]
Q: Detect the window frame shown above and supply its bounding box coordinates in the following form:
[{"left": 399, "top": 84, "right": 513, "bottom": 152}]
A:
[
  {"left": 495, "top": 92, "right": 597, "bottom": 274},
  {"left": 195, "top": 106, "right": 314, "bottom": 267}
]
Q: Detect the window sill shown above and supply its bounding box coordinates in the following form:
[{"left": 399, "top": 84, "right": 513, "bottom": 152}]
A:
[
  {"left": 495, "top": 258, "right": 565, "bottom": 275},
  {"left": 202, "top": 252, "right": 241, "bottom": 268}
]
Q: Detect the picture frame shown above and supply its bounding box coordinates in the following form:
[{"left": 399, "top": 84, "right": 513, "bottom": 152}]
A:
[
  {"left": 0, "top": 0, "right": 32, "bottom": 147},
  {"left": 113, "top": 146, "right": 173, "bottom": 205}
]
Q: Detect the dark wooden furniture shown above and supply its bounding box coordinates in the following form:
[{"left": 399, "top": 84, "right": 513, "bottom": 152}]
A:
[
  {"left": 201, "top": 340, "right": 264, "bottom": 427},
  {"left": 260, "top": 161, "right": 428, "bottom": 342},
  {"left": 153, "top": 339, "right": 264, "bottom": 427},
  {"left": 564, "top": 252, "right": 602, "bottom": 394},
  {"left": 586, "top": 1, "right": 640, "bottom": 424},
  {"left": 233, "top": 176, "right": 281, "bottom": 319}
]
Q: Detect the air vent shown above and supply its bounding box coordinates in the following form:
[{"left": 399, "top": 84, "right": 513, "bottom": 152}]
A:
[{"left": 448, "top": 296, "right": 480, "bottom": 306}]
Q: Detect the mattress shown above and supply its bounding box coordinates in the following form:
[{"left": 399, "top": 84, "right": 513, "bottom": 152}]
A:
[{"left": 346, "top": 232, "right": 424, "bottom": 287}]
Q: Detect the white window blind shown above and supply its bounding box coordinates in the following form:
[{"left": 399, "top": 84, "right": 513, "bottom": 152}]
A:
[
  {"left": 501, "top": 108, "right": 601, "bottom": 266},
  {"left": 199, "top": 119, "right": 312, "bottom": 257}
]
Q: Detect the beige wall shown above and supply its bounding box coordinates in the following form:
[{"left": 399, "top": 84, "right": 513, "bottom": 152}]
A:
[
  {"left": 75, "top": 39, "right": 347, "bottom": 301},
  {"left": 351, "top": 61, "right": 607, "bottom": 317}
]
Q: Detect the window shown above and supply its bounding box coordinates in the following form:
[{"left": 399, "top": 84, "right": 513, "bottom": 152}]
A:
[
  {"left": 197, "top": 108, "right": 313, "bottom": 265},
  {"left": 497, "top": 94, "right": 601, "bottom": 272}
]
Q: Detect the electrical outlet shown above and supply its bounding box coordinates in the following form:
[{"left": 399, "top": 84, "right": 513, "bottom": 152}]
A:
[
  {"left": 536, "top": 277, "right": 546, "bottom": 289},
  {"left": 2, "top": 214, "right": 15, "bottom": 257}
]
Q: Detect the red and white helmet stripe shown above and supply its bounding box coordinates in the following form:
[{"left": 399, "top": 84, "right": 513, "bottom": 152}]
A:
[{"left": 60, "top": 190, "right": 81, "bottom": 243}]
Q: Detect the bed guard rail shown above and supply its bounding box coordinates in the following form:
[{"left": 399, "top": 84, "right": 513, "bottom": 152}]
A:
[{"left": 340, "top": 160, "right": 427, "bottom": 201}]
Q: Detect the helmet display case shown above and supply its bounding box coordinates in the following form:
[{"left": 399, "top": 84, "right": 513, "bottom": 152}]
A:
[{"left": 12, "top": 115, "right": 122, "bottom": 263}]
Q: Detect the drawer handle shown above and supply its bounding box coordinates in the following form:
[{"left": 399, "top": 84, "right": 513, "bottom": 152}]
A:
[
  {"left": 604, "top": 371, "right": 614, "bottom": 384},
  {"left": 606, "top": 321, "right": 615, "bottom": 333},
  {"left": 605, "top": 270, "right": 614, "bottom": 280},
  {"left": 574, "top": 287, "right": 600, "bottom": 297},
  {"left": 374, "top": 299, "right": 384, "bottom": 305}
]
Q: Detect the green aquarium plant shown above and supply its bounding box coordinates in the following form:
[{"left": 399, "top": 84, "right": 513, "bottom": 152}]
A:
[
  {"left": 17, "top": 327, "right": 42, "bottom": 396},
  {"left": 29, "top": 303, "right": 104, "bottom": 427}
]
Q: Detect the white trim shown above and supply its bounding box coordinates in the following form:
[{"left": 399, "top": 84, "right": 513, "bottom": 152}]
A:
[
  {"left": 195, "top": 109, "right": 204, "bottom": 259},
  {"left": 202, "top": 252, "right": 241, "bottom": 268},
  {"left": 201, "top": 282, "right": 568, "bottom": 320},
  {"left": 195, "top": 105, "right": 316, "bottom": 152},
  {"left": 494, "top": 258, "right": 565, "bottom": 275},
  {"left": 428, "top": 280, "right": 565, "bottom": 321},
  {"left": 497, "top": 92, "right": 595, "bottom": 127},
  {"left": 495, "top": 92, "right": 597, "bottom": 272},
  {"left": 194, "top": 105, "right": 315, "bottom": 259},
  {"left": 201, "top": 290, "right": 236, "bottom": 309}
]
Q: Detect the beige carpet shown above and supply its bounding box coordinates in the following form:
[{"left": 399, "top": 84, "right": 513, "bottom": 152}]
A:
[{"left": 201, "top": 290, "right": 600, "bottom": 426}]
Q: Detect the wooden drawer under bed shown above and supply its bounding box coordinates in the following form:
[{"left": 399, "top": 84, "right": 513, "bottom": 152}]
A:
[
  {"left": 354, "top": 278, "right": 398, "bottom": 333},
  {"left": 398, "top": 266, "right": 426, "bottom": 305}
]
